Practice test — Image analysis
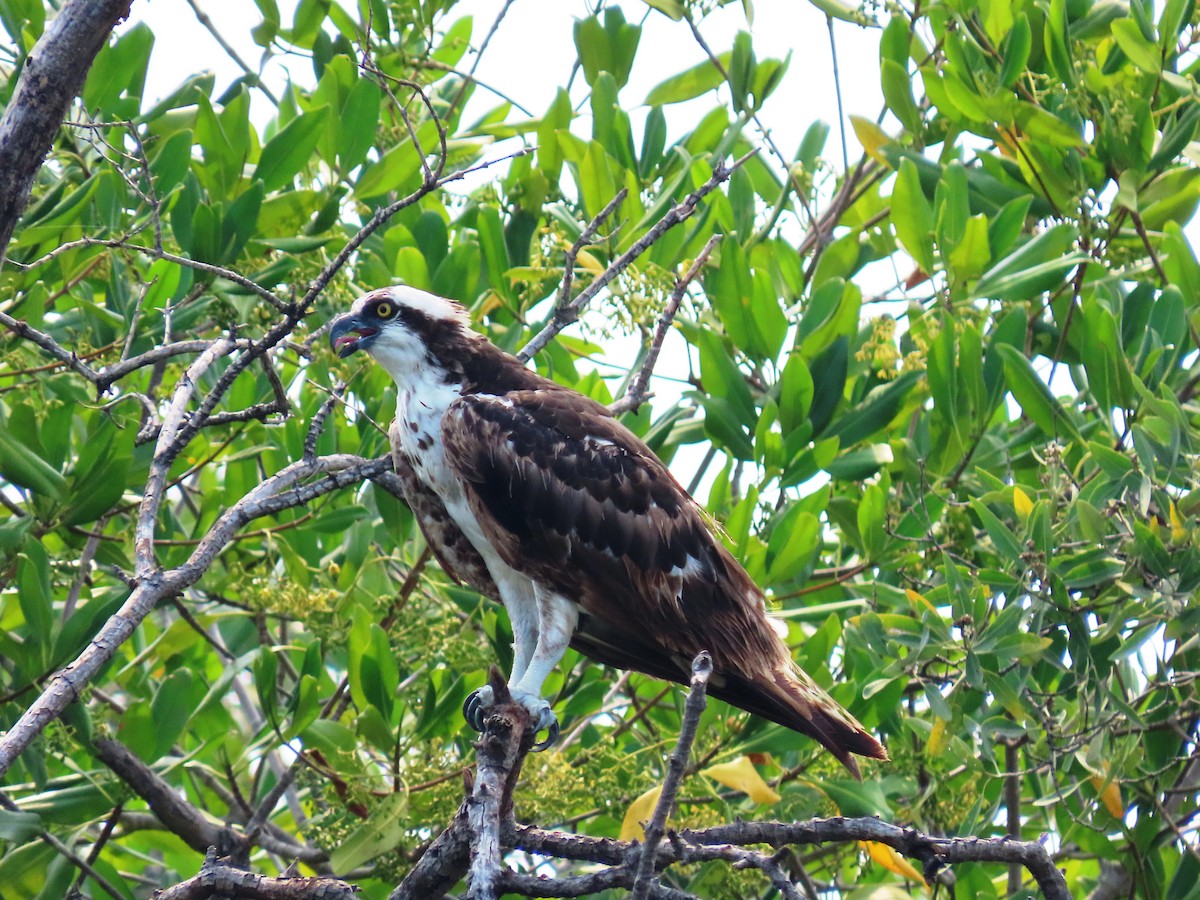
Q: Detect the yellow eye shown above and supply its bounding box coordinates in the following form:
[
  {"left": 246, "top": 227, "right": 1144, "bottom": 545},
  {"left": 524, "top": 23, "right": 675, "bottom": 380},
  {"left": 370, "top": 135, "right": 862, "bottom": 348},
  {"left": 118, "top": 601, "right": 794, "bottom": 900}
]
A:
[{"left": 375, "top": 301, "right": 393, "bottom": 319}]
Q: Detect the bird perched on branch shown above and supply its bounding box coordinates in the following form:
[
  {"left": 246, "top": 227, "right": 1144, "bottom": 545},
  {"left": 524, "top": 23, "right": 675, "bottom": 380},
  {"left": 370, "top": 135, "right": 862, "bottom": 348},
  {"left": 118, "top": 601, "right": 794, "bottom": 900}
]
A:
[{"left": 328, "top": 287, "right": 887, "bottom": 776}]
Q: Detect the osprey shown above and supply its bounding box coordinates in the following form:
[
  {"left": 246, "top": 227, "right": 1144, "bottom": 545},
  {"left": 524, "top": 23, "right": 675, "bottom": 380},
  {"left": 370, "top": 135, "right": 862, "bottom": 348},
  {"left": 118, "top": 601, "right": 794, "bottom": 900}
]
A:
[{"left": 328, "top": 287, "right": 887, "bottom": 776}]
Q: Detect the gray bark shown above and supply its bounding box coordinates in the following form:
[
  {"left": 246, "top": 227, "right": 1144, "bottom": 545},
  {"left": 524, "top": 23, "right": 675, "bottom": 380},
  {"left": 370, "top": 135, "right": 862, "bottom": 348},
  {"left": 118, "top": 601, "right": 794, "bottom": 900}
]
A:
[{"left": 0, "top": 0, "right": 134, "bottom": 264}]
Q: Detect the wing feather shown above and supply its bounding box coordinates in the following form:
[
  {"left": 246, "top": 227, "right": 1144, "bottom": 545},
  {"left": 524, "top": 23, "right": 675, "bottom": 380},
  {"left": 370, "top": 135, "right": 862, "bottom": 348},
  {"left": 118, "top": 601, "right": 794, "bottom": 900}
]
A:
[
  {"left": 438, "top": 388, "right": 887, "bottom": 773},
  {"left": 442, "top": 390, "right": 782, "bottom": 669}
]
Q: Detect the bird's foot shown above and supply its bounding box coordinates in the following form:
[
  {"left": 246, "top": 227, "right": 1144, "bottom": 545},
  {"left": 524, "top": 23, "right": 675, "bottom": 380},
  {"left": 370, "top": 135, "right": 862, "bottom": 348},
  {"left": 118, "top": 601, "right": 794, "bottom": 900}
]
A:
[{"left": 462, "top": 685, "right": 560, "bottom": 751}]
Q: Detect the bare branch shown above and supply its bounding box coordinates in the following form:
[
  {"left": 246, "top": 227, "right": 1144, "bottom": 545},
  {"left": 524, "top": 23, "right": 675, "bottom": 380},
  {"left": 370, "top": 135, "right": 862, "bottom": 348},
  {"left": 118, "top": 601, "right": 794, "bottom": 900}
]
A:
[
  {"left": 0, "top": 0, "right": 134, "bottom": 264},
  {"left": 184, "top": 0, "right": 278, "bottom": 104},
  {"left": 305, "top": 383, "right": 345, "bottom": 462},
  {"left": 556, "top": 188, "right": 629, "bottom": 311},
  {"left": 135, "top": 335, "right": 235, "bottom": 573},
  {"left": 0, "top": 310, "right": 102, "bottom": 382},
  {"left": 611, "top": 233, "right": 720, "bottom": 415},
  {"left": 0, "top": 454, "right": 386, "bottom": 781},
  {"left": 154, "top": 848, "right": 355, "bottom": 900},
  {"left": 13, "top": 238, "right": 289, "bottom": 310},
  {"left": 467, "top": 672, "right": 535, "bottom": 900},
  {"left": 631, "top": 652, "right": 712, "bottom": 900},
  {"left": 0, "top": 790, "right": 125, "bottom": 900},
  {"left": 93, "top": 738, "right": 245, "bottom": 862},
  {"left": 519, "top": 152, "right": 756, "bottom": 362},
  {"left": 389, "top": 807, "right": 471, "bottom": 900}
]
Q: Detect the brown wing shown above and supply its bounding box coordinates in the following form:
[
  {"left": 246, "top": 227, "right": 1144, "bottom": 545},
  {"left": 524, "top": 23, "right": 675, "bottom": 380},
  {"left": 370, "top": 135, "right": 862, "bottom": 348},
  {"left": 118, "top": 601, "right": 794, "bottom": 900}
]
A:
[
  {"left": 441, "top": 389, "right": 886, "bottom": 775},
  {"left": 389, "top": 421, "right": 498, "bottom": 601}
]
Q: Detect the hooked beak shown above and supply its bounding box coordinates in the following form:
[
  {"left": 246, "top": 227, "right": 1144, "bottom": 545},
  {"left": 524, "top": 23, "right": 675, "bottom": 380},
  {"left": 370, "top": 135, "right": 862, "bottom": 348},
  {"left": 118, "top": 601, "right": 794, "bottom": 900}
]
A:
[{"left": 328, "top": 313, "right": 379, "bottom": 358}]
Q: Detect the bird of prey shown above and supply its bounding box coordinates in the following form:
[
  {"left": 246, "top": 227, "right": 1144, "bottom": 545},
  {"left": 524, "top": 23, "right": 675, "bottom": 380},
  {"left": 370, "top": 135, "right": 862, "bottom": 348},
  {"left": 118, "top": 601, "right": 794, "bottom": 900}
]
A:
[{"left": 328, "top": 286, "right": 887, "bottom": 776}]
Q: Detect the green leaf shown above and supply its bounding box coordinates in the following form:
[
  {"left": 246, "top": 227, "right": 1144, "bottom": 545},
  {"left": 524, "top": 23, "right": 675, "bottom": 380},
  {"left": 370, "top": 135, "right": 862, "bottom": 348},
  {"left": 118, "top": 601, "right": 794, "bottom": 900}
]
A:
[
  {"left": 766, "top": 507, "right": 820, "bottom": 584},
  {"left": 644, "top": 52, "right": 731, "bottom": 105},
  {"left": 255, "top": 106, "right": 330, "bottom": 192},
  {"left": 152, "top": 671, "right": 195, "bottom": 759},
  {"left": 999, "top": 14, "right": 1032, "bottom": 88},
  {"left": 892, "top": 157, "right": 935, "bottom": 273},
  {"left": 0, "top": 808, "right": 41, "bottom": 843},
  {"left": 573, "top": 7, "right": 641, "bottom": 89},
  {"left": 972, "top": 223, "right": 1082, "bottom": 300},
  {"left": 826, "top": 371, "right": 921, "bottom": 448},
  {"left": 881, "top": 59, "right": 921, "bottom": 132},
  {"left": 970, "top": 500, "right": 1024, "bottom": 561},
  {"left": 947, "top": 213, "right": 991, "bottom": 282},
  {"left": 354, "top": 121, "right": 437, "bottom": 199},
  {"left": 17, "top": 540, "right": 53, "bottom": 656},
  {"left": 0, "top": 428, "right": 66, "bottom": 499},
  {"left": 337, "top": 78, "right": 381, "bottom": 173},
  {"left": 778, "top": 353, "right": 814, "bottom": 433},
  {"left": 857, "top": 483, "right": 886, "bottom": 561},
  {"left": 1111, "top": 17, "right": 1162, "bottom": 74},
  {"left": 995, "top": 344, "right": 1082, "bottom": 442}
]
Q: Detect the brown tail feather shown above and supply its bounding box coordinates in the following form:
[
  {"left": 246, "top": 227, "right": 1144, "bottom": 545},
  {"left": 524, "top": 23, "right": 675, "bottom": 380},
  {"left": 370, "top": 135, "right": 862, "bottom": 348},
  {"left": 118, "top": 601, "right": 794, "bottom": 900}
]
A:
[
  {"left": 571, "top": 616, "right": 887, "bottom": 777},
  {"left": 706, "top": 665, "right": 888, "bottom": 779}
]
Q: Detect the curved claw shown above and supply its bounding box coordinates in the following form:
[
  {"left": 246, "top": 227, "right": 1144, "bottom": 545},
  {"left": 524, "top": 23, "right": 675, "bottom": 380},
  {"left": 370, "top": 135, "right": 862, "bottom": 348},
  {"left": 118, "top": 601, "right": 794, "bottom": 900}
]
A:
[
  {"left": 463, "top": 684, "right": 561, "bottom": 749},
  {"left": 462, "top": 685, "right": 494, "bottom": 732},
  {"left": 531, "top": 716, "right": 560, "bottom": 752}
]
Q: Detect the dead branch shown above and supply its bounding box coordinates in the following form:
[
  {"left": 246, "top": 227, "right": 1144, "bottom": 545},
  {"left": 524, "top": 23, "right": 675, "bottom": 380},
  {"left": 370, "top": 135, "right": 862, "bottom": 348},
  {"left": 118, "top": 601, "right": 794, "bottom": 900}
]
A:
[
  {"left": 0, "top": 454, "right": 389, "bottom": 780},
  {"left": 0, "top": 0, "right": 134, "bottom": 264},
  {"left": 518, "top": 151, "right": 758, "bottom": 363},
  {"left": 153, "top": 848, "right": 355, "bottom": 900},
  {"left": 611, "top": 233, "right": 720, "bottom": 415},
  {"left": 466, "top": 671, "right": 535, "bottom": 900},
  {"left": 631, "top": 651, "right": 712, "bottom": 899}
]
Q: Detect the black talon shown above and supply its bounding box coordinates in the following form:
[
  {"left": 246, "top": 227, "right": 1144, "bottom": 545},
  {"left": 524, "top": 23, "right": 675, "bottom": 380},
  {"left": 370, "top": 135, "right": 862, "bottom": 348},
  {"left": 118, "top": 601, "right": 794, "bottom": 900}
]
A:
[
  {"left": 531, "top": 718, "right": 560, "bottom": 752},
  {"left": 463, "top": 689, "right": 487, "bottom": 732}
]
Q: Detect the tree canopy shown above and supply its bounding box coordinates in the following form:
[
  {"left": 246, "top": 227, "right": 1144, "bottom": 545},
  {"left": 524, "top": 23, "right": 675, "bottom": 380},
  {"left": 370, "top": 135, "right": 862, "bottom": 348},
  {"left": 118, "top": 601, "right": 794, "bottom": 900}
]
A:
[{"left": 1, "top": 0, "right": 1200, "bottom": 897}]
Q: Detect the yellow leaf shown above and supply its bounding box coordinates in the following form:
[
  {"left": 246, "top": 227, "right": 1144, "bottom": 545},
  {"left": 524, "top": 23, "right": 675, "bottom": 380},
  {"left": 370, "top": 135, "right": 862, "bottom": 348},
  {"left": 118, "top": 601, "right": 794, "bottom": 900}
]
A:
[
  {"left": 1090, "top": 774, "right": 1124, "bottom": 818},
  {"left": 620, "top": 785, "right": 663, "bottom": 842},
  {"left": 861, "top": 840, "right": 927, "bottom": 884},
  {"left": 927, "top": 718, "right": 946, "bottom": 756},
  {"left": 576, "top": 249, "right": 605, "bottom": 275},
  {"left": 700, "top": 755, "right": 782, "bottom": 804},
  {"left": 1013, "top": 486, "right": 1033, "bottom": 521},
  {"left": 850, "top": 115, "right": 893, "bottom": 164},
  {"left": 1169, "top": 501, "right": 1187, "bottom": 543},
  {"left": 905, "top": 588, "right": 939, "bottom": 617}
]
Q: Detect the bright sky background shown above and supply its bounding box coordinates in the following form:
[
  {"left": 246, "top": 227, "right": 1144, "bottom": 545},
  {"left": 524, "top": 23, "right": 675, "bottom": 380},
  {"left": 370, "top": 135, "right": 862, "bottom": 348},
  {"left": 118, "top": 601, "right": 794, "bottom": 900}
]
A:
[
  {"left": 122, "top": 1, "right": 891, "bottom": 492},
  {"left": 129, "top": 0, "right": 885, "bottom": 168}
]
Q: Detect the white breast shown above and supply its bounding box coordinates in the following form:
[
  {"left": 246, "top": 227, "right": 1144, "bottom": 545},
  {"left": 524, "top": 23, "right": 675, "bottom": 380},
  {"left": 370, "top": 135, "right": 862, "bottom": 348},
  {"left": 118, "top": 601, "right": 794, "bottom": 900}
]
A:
[{"left": 393, "top": 382, "right": 519, "bottom": 581}]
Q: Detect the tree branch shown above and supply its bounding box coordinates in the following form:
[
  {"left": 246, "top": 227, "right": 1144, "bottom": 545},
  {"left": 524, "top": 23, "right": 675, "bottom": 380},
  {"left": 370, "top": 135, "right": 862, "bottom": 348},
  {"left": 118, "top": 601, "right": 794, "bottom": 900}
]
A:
[
  {"left": 466, "top": 671, "right": 535, "bottom": 900},
  {"left": 154, "top": 848, "right": 355, "bottom": 900},
  {"left": 92, "top": 738, "right": 246, "bottom": 863},
  {"left": 0, "top": 0, "right": 134, "bottom": 264},
  {"left": 0, "top": 454, "right": 387, "bottom": 781},
  {"left": 518, "top": 152, "right": 756, "bottom": 363},
  {"left": 631, "top": 652, "right": 712, "bottom": 900},
  {"left": 611, "top": 233, "right": 720, "bottom": 415}
]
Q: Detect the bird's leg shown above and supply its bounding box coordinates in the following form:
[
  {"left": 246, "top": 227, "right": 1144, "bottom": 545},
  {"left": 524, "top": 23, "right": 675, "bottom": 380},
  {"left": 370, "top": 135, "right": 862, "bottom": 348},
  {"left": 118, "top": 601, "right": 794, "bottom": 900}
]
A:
[
  {"left": 506, "top": 587, "right": 578, "bottom": 750},
  {"left": 464, "top": 579, "right": 538, "bottom": 732},
  {"left": 505, "top": 587, "right": 538, "bottom": 687}
]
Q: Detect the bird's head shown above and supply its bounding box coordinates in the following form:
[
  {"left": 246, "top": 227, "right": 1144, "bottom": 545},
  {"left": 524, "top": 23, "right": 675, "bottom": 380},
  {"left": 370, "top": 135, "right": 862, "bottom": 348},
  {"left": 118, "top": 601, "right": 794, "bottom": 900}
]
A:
[{"left": 327, "top": 287, "right": 473, "bottom": 383}]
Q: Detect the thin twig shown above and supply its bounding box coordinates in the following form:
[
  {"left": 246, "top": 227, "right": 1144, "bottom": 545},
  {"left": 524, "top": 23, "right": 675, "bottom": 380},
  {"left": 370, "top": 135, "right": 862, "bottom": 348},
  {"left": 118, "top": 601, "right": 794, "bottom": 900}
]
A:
[
  {"left": 631, "top": 651, "right": 713, "bottom": 900},
  {"left": 613, "top": 233, "right": 720, "bottom": 414},
  {"left": 519, "top": 152, "right": 756, "bottom": 362},
  {"left": 185, "top": 0, "right": 278, "bottom": 104},
  {"left": 557, "top": 188, "right": 629, "bottom": 310}
]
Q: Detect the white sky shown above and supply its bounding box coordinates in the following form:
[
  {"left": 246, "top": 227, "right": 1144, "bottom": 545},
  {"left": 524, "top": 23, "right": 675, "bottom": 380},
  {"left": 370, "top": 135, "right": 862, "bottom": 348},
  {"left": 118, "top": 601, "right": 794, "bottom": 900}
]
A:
[
  {"left": 123, "top": 0, "right": 889, "bottom": 455},
  {"left": 129, "top": 0, "right": 885, "bottom": 167}
]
